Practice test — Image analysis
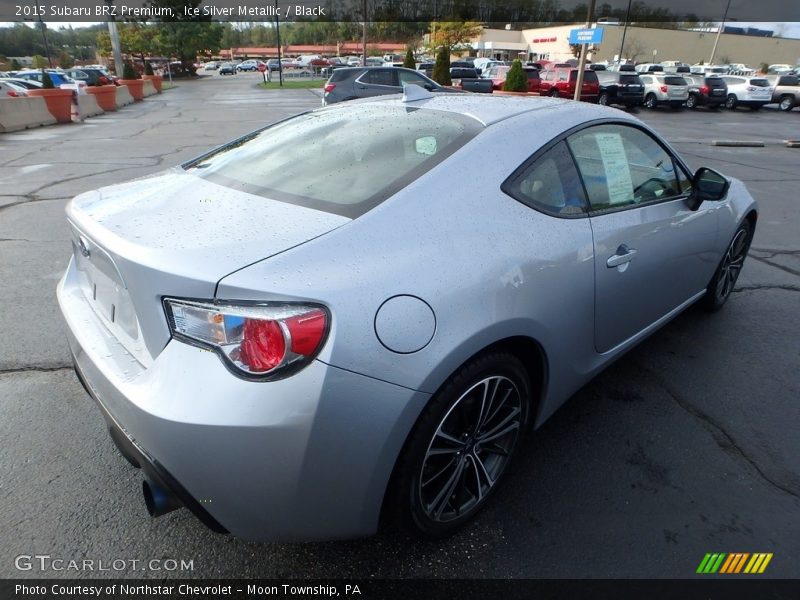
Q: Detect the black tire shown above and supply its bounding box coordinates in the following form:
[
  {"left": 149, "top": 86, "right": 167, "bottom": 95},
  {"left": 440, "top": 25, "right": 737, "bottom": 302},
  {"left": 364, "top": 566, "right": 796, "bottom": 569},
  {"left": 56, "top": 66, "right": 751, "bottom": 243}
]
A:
[
  {"left": 702, "top": 220, "right": 753, "bottom": 312},
  {"left": 598, "top": 92, "right": 609, "bottom": 106},
  {"left": 644, "top": 93, "right": 658, "bottom": 109},
  {"left": 387, "top": 352, "right": 532, "bottom": 538},
  {"left": 725, "top": 94, "right": 738, "bottom": 110},
  {"left": 686, "top": 94, "right": 698, "bottom": 109},
  {"left": 779, "top": 95, "right": 795, "bottom": 111},
  {"left": 549, "top": 89, "right": 560, "bottom": 98}
]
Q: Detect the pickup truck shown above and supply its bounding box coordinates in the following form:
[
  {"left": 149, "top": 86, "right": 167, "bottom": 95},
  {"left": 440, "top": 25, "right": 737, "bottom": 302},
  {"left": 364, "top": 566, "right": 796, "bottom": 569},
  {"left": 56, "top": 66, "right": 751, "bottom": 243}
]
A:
[
  {"left": 768, "top": 74, "right": 800, "bottom": 111},
  {"left": 449, "top": 68, "right": 493, "bottom": 93}
]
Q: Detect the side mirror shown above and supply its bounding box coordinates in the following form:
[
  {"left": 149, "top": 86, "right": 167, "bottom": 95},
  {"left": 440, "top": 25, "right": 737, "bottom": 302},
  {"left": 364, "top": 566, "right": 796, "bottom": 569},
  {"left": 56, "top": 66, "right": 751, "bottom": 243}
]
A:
[{"left": 688, "top": 167, "right": 729, "bottom": 210}]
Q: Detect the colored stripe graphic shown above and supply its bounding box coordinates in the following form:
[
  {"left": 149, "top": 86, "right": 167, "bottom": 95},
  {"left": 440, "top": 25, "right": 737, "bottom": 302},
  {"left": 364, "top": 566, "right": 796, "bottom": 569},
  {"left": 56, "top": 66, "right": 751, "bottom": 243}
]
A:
[{"left": 701, "top": 553, "right": 773, "bottom": 574}]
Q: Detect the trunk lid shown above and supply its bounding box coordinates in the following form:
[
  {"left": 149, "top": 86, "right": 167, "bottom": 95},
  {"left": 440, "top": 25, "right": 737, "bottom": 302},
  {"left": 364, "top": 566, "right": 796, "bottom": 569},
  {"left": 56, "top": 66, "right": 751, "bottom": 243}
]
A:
[{"left": 67, "top": 170, "right": 350, "bottom": 363}]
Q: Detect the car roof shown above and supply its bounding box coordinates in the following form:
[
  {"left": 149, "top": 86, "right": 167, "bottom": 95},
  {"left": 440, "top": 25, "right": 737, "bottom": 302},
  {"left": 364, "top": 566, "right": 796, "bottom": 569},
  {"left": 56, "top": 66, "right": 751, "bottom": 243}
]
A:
[{"left": 332, "top": 93, "right": 638, "bottom": 128}]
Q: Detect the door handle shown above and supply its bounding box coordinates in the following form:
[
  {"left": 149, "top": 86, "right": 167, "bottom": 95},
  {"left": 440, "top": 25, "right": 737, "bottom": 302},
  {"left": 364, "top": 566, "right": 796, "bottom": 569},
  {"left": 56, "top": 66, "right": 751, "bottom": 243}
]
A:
[{"left": 606, "top": 245, "right": 638, "bottom": 268}]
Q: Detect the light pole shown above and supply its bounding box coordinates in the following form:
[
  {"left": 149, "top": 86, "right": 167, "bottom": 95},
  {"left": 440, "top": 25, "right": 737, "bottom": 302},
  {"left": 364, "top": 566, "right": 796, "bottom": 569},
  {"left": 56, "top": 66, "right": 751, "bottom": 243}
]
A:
[
  {"left": 34, "top": 0, "right": 52, "bottom": 67},
  {"left": 708, "top": 0, "right": 732, "bottom": 65},
  {"left": 618, "top": 0, "right": 632, "bottom": 64},
  {"left": 275, "top": 0, "right": 283, "bottom": 86},
  {"left": 573, "top": 0, "right": 596, "bottom": 101},
  {"left": 105, "top": 0, "right": 124, "bottom": 77}
]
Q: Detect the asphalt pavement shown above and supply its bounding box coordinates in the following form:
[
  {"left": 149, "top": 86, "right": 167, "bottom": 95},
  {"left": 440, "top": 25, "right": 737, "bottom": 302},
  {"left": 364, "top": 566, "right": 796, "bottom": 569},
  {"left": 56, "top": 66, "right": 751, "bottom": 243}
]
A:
[{"left": 1, "top": 72, "right": 798, "bottom": 579}]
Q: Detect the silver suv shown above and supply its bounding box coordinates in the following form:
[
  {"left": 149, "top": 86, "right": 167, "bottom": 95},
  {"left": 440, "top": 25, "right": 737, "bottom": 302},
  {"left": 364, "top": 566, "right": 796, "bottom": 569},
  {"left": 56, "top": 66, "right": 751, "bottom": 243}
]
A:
[
  {"left": 768, "top": 74, "right": 800, "bottom": 111},
  {"left": 640, "top": 74, "right": 689, "bottom": 109}
]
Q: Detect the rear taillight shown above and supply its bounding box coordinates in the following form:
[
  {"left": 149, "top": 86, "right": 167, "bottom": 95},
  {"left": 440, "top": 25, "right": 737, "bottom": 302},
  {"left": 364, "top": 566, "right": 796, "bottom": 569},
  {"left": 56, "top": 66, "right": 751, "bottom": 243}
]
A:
[
  {"left": 99, "top": 76, "right": 109, "bottom": 84},
  {"left": 700, "top": 85, "right": 709, "bottom": 94},
  {"left": 324, "top": 83, "right": 336, "bottom": 93},
  {"left": 164, "top": 298, "right": 329, "bottom": 379},
  {"left": 660, "top": 85, "right": 668, "bottom": 93}
]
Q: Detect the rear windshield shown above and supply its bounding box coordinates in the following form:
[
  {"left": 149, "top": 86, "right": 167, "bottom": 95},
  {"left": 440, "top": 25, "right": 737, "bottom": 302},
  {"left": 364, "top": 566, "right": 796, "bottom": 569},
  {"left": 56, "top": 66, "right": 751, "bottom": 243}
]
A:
[
  {"left": 569, "top": 71, "right": 599, "bottom": 83},
  {"left": 750, "top": 78, "right": 770, "bottom": 87},
  {"left": 184, "top": 105, "right": 481, "bottom": 218},
  {"left": 619, "top": 74, "right": 642, "bottom": 84},
  {"left": 664, "top": 76, "right": 687, "bottom": 85},
  {"left": 778, "top": 75, "right": 799, "bottom": 86}
]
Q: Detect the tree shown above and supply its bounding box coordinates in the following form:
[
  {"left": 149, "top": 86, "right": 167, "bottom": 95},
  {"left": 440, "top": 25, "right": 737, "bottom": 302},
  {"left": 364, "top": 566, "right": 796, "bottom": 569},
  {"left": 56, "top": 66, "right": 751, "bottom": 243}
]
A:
[
  {"left": 429, "top": 21, "right": 483, "bottom": 53},
  {"left": 32, "top": 54, "right": 48, "bottom": 68},
  {"left": 432, "top": 45, "right": 451, "bottom": 86},
  {"left": 11, "top": 58, "right": 22, "bottom": 70},
  {"left": 503, "top": 59, "right": 528, "bottom": 92},
  {"left": 122, "top": 62, "right": 139, "bottom": 80},
  {"left": 403, "top": 47, "right": 415, "bottom": 69},
  {"left": 41, "top": 69, "right": 54, "bottom": 88},
  {"left": 146, "top": 0, "right": 223, "bottom": 71},
  {"left": 58, "top": 50, "right": 73, "bottom": 69}
]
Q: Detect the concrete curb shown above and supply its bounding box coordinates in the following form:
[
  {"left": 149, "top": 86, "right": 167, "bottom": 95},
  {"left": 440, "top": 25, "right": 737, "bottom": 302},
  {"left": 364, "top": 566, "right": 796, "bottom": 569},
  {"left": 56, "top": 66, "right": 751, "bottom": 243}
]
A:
[
  {"left": 711, "top": 140, "right": 765, "bottom": 147},
  {"left": 116, "top": 85, "right": 135, "bottom": 108}
]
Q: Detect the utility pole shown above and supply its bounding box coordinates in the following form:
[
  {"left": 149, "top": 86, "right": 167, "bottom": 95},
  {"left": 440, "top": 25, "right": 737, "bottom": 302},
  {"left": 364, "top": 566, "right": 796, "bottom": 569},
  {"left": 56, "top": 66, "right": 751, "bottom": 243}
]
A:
[
  {"left": 362, "top": 0, "right": 367, "bottom": 67},
  {"left": 105, "top": 0, "right": 124, "bottom": 77},
  {"left": 34, "top": 0, "right": 52, "bottom": 67},
  {"left": 573, "top": 0, "right": 596, "bottom": 101},
  {"left": 618, "top": 0, "right": 632, "bottom": 64},
  {"left": 275, "top": 0, "right": 283, "bottom": 86},
  {"left": 708, "top": 0, "right": 732, "bottom": 65}
]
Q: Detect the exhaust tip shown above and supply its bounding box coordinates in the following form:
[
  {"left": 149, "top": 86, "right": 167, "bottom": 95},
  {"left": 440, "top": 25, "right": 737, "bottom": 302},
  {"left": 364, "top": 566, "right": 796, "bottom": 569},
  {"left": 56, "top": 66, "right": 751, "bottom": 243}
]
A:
[{"left": 143, "top": 479, "right": 182, "bottom": 518}]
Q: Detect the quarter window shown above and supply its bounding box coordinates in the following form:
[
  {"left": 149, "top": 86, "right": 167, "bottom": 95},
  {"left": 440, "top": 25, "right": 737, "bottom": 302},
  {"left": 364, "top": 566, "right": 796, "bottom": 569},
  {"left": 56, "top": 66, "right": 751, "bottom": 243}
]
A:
[
  {"left": 397, "top": 70, "right": 427, "bottom": 87},
  {"left": 566, "top": 124, "right": 684, "bottom": 211},
  {"left": 504, "top": 141, "right": 588, "bottom": 216}
]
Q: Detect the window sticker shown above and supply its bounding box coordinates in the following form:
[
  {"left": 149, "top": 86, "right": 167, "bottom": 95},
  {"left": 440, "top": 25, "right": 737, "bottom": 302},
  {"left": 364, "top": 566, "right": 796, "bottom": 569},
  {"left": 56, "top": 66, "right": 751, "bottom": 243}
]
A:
[{"left": 595, "top": 132, "right": 634, "bottom": 204}]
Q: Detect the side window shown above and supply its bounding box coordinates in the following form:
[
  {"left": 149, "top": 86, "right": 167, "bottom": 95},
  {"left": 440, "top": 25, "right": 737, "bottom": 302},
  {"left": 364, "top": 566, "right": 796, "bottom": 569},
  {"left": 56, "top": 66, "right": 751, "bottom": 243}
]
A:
[
  {"left": 364, "top": 69, "right": 396, "bottom": 87},
  {"left": 398, "top": 70, "right": 426, "bottom": 87},
  {"left": 504, "top": 141, "right": 588, "bottom": 216},
  {"left": 566, "top": 124, "right": 682, "bottom": 212},
  {"left": 558, "top": 70, "right": 568, "bottom": 82}
]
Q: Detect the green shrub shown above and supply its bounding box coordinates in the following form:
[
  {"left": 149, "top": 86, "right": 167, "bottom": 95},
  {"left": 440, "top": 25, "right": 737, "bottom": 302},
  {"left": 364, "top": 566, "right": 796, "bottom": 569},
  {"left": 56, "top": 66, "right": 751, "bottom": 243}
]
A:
[
  {"left": 403, "top": 47, "right": 415, "bottom": 69},
  {"left": 503, "top": 59, "right": 528, "bottom": 92},
  {"left": 432, "top": 46, "right": 451, "bottom": 86},
  {"left": 760, "top": 62, "right": 769, "bottom": 73},
  {"left": 122, "top": 62, "right": 138, "bottom": 80},
  {"left": 144, "top": 61, "right": 154, "bottom": 76},
  {"left": 41, "top": 69, "right": 54, "bottom": 89}
]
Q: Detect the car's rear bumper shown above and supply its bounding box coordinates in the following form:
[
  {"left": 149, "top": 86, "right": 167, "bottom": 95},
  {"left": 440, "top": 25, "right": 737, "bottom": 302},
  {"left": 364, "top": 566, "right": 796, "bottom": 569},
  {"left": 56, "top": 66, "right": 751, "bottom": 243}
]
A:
[{"left": 57, "top": 257, "right": 429, "bottom": 541}]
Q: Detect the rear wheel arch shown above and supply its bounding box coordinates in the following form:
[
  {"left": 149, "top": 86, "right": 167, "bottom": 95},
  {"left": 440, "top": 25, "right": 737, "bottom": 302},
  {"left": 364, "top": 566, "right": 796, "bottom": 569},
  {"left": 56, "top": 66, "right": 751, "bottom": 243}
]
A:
[{"left": 378, "top": 334, "right": 548, "bottom": 531}]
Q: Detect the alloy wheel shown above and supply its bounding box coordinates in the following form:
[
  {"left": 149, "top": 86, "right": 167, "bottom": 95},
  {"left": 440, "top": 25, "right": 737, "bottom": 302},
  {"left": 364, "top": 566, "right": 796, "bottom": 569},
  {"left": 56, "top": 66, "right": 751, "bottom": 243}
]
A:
[
  {"left": 714, "top": 228, "right": 749, "bottom": 302},
  {"left": 418, "top": 376, "right": 523, "bottom": 523},
  {"left": 779, "top": 96, "right": 794, "bottom": 111},
  {"left": 645, "top": 94, "right": 657, "bottom": 109}
]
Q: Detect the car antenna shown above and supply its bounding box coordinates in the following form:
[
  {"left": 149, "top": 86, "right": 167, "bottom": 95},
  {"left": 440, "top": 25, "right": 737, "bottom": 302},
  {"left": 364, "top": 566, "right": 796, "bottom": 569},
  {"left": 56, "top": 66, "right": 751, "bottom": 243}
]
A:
[{"left": 402, "top": 83, "right": 436, "bottom": 103}]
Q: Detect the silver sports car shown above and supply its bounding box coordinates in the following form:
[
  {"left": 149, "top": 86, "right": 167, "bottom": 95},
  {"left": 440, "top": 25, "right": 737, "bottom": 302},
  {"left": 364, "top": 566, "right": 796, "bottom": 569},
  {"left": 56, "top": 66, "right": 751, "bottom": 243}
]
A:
[{"left": 58, "top": 92, "right": 757, "bottom": 541}]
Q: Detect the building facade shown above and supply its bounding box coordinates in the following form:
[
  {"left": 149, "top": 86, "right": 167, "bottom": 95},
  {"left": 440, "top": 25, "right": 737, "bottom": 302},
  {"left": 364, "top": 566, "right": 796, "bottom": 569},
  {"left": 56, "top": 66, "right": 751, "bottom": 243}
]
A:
[{"left": 472, "top": 24, "right": 800, "bottom": 67}]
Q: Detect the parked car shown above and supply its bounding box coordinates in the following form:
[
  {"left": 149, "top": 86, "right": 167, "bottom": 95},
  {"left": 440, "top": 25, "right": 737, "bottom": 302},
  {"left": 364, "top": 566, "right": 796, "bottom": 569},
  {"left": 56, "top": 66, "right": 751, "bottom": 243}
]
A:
[
  {"left": 3, "top": 77, "right": 43, "bottom": 90},
  {"left": 236, "top": 60, "right": 261, "bottom": 72},
  {"left": 0, "top": 80, "right": 28, "bottom": 96},
  {"left": 65, "top": 67, "right": 116, "bottom": 86},
  {"left": 57, "top": 94, "right": 758, "bottom": 541},
  {"left": 639, "top": 73, "right": 689, "bottom": 109},
  {"left": 449, "top": 67, "right": 494, "bottom": 93},
  {"left": 684, "top": 75, "right": 727, "bottom": 109},
  {"left": 15, "top": 69, "right": 81, "bottom": 88},
  {"left": 767, "top": 74, "right": 800, "bottom": 111},
  {"left": 596, "top": 71, "right": 645, "bottom": 108},
  {"left": 416, "top": 62, "right": 435, "bottom": 78},
  {"left": 483, "top": 65, "right": 541, "bottom": 93},
  {"left": 204, "top": 61, "right": 219, "bottom": 71},
  {"left": 767, "top": 64, "right": 793, "bottom": 74},
  {"left": 218, "top": 63, "right": 235, "bottom": 75},
  {"left": 539, "top": 67, "right": 599, "bottom": 102},
  {"left": 322, "top": 67, "right": 458, "bottom": 105},
  {"left": 635, "top": 63, "right": 664, "bottom": 73},
  {"left": 720, "top": 75, "right": 772, "bottom": 110},
  {"left": 365, "top": 57, "right": 384, "bottom": 67}
]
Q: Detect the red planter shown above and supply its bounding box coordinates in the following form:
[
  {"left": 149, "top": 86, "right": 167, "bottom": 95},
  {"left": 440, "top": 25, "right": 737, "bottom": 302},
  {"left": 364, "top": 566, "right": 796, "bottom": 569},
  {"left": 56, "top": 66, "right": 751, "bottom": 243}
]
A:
[
  {"left": 28, "top": 88, "right": 74, "bottom": 123},
  {"left": 142, "top": 75, "right": 163, "bottom": 93},
  {"left": 118, "top": 79, "right": 145, "bottom": 101},
  {"left": 86, "top": 85, "right": 117, "bottom": 111}
]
